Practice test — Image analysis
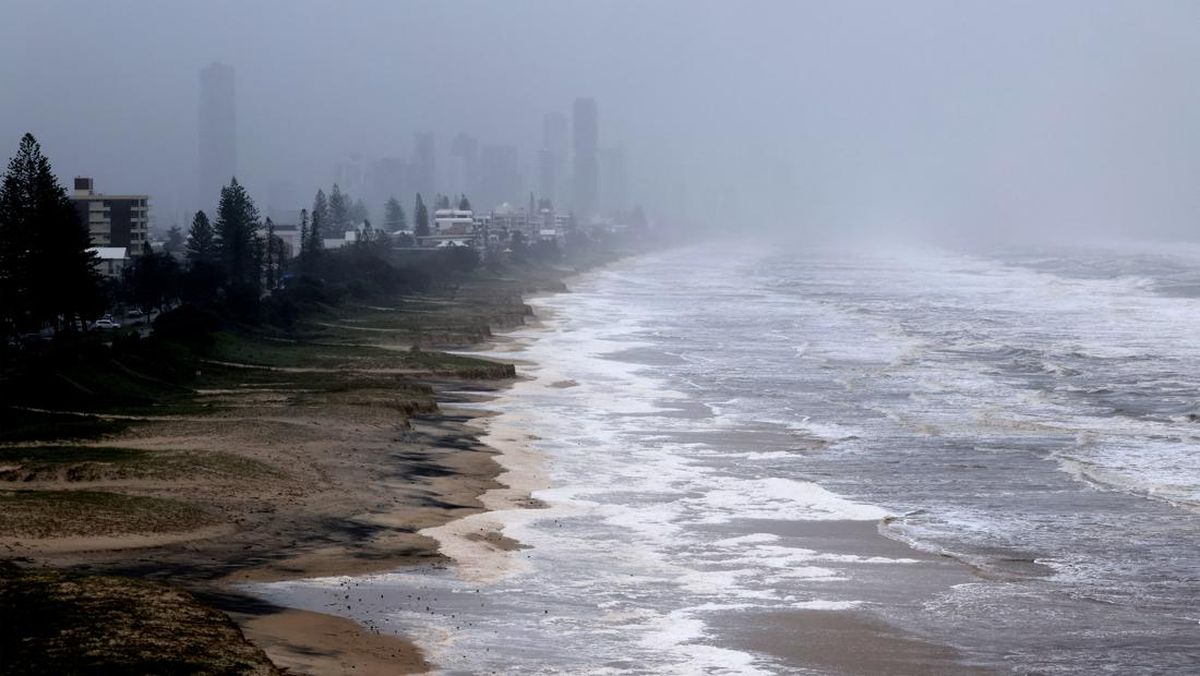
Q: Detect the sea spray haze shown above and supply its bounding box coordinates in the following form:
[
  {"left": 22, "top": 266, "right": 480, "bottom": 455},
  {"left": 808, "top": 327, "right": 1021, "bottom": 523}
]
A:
[
  {"left": 1, "top": 1, "right": 1198, "bottom": 240},
  {"left": 4, "top": 1, "right": 1200, "bottom": 674},
  {"left": 262, "top": 242, "right": 1200, "bottom": 673}
]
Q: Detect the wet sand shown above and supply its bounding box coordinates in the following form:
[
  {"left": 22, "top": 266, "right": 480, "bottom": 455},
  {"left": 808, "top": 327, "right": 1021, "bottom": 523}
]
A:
[{"left": 706, "top": 520, "right": 997, "bottom": 674}]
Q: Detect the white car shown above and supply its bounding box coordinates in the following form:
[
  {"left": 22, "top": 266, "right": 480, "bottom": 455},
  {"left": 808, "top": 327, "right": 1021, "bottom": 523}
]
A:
[{"left": 94, "top": 318, "right": 121, "bottom": 329}]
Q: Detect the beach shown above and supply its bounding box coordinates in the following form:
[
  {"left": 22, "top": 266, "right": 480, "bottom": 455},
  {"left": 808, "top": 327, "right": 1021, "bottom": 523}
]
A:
[
  {"left": 0, "top": 269, "right": 577, "bottom": 674},
  {"left": 257, "top": 241, "right": 1200, "bottom": 673}
]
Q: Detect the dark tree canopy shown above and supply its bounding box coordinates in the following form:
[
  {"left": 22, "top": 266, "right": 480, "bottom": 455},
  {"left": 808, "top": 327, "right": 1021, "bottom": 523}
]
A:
[
  {"left": 414, "top": 193, "right": 430, "bottom": 238},
  {"left": 0, "top": 133, "right": 102, "bottom": 335},
  {"left": 214, "top": 178, "right": 261, "bottom": 289},
  {"left": 329, "top": 183, "right": 349, "bottom": 231},
  {"left": 349, "top": 198, "right": 369, "bottom": 225},
  {"left": 384, "top": 196, "right": 407, "bottom": 232},
  {"left": 311, "top": 189, "right": 328, "bottom": 252},
  {"left": 186, "top": 210, "right": 217, "bottom": 266},
  {"left": 458, "top": 195, "right": 471, "bottom": 211},
  {"left": 164, "top": 225, "right": 185, "bottom": 254}
]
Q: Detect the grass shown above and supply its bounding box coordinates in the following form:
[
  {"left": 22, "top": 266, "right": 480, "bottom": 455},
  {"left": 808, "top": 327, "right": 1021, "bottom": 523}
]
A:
[
  {"left": 0, "top": 408, "right": 129, "bottom": 443},
  {"left": 0, "top": 490, "right": 217, "bottom": 538},
  {"left": 0, "top": 446, "right": 280, "bottom": 483},
  {"left": 0, "top": 565, "right": 278, "bottom": 675}
]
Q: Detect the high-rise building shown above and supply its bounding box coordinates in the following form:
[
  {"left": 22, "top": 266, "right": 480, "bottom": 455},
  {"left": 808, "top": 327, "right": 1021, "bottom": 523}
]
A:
[
  {"left": 197, "top": 62, "right": 236, "bottom": 212},
  {"left": 599, "top": 146, "right": 629, "bottom": 214},
  {"left": 449, "top": 133, "right": 479, "bottom": 201},
  {"left": 572, "top": 98, "right": 598, "bottom": 223},
  {"left": 537, "top": 149, "right": 556, "bottom": 209},
  {"left": 70, "top": 177, "right": 150, "bottom": 254},
  {"left": 371, "top": 157, "right": 409, "bottom": 208},
  {"left": 541, "top": 112, "right": 568, "bottom": 205},
  {"left": 412, "top": 132, "right": 436, "bottom": 199},
  {"left": 478, "top": 144, "right": 519, "bottom": 212}
]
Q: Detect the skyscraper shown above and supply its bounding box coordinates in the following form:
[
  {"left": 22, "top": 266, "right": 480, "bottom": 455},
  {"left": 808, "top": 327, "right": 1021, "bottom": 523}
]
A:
[
  {"left": 478, "top": 144, "right": 519, "bottom": 212},
  {"left": 572, "top": 98, "right": 598, "bottom": 223},
  {"left": 541, "top": 112, "right": 568, "bottom": 205},
  {"left": 197, "top": 62, "right": 235, "bottom": 212},
  {"left": 599, "top": 146, "right": 629, "bottom": 214},
  {"left": 449, "top": 133, "right": 479, "bottom": 201},
  {"left": 537, "top": 149, "right": 556, "bottom": 209},
  {"left": 412, "top": 132, "right": 436, "bottom": 199}
]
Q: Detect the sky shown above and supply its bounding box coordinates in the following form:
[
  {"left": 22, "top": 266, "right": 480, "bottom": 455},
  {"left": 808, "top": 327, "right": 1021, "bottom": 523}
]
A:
[{"left": 1, "top": 0, "right": 1199, "bottom": 240}]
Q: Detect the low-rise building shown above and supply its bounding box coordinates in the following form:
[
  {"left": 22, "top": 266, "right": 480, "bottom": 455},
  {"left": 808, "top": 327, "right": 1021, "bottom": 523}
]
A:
[
  {"left": 89, "top": 246, "right": 129, "bottom": 278},
  {"left": 70, "top": 177, "right": 149, "bottom": 255}
]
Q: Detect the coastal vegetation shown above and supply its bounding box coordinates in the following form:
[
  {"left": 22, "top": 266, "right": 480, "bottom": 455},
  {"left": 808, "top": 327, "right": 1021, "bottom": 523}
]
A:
[{"left": 0, "top": 133, "right": 639, "bottom": 672}]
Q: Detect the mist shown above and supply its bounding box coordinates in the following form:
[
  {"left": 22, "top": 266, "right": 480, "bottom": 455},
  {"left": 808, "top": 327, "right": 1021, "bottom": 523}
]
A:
[{"left": 2, "top": 0, "right": 1198, "bottom": 241}]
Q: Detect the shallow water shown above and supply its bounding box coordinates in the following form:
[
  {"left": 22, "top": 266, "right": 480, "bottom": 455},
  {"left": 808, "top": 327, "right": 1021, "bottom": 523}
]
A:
[{"left": 258, "top": 241, "right": 1200, "bottom": 674}]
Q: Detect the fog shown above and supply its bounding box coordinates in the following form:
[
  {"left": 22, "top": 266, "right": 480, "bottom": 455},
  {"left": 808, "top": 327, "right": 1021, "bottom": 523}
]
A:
[{"left": 2, "top": 0, "right": 1199, "bottom": 240}]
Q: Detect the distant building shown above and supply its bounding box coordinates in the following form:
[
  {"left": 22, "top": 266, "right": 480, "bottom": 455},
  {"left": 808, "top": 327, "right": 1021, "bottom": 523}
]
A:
[
  {"left": 478, "top": 145, "right": 519, "bottom": 213},
  {"left": 537, "top": 149, "right": 556, "bottom": 209},
  {"left": 572, "top": 98, "right": 598, "bottom": 224},
  {"left": 599, "top": 146, "right": 628, "bottom": 214},
  {"left": 541, "top": 112, "right": 568, "bottom": 205},
  {"left": 198, "top": 62, "right": 236, "bottom": 212},
  {"left": 89, "top": 246, "right": 130, "bottom": 278},
  {"left": 448, "top": 133, "right": 479, "bottom": 200},
  {"left": 370, "top": 157, "right": 409, "bottom": 209},
  {"left": 70, "top": 177, "right": 149, "bottom": 256},
  {"left": 263, "top": 210, "right": 303, "bottom": 258},
  {"left": 419, "top": 208, "right": 478, "bottom": 248},
  {"left": 411, "top": 132, "right": 436, "bottom": 198}
]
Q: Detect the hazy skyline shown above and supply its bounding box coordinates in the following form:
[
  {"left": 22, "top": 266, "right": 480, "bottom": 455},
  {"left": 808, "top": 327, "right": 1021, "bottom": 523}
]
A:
[{"left": 2, "top": 1, "right": 1199, "bottom": 238}]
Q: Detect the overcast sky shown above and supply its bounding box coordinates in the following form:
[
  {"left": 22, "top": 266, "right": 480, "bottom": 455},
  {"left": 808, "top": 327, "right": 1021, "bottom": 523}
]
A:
[{"left": 2, "top": 1, "right": 1199, "bottom": 239}]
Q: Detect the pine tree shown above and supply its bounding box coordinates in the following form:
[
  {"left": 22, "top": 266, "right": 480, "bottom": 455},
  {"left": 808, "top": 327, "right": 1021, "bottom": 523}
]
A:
[
  {"left": 414, "top": 193, "right": 430, "bottom": 238},
  {"left": 311, "top": 190, "right": 328, "bottom": 251},
  {"left": 164, "top": 225, "right": 185, "bottom": 254},
  {"left": 435, "top": 194, "right": 450, "bottom": 210},
  {"left": 384, "top": 196, "right": 406, "bottom": 232},
  {"left": 298, "top": 208, "right": 309, "bottom": 256},
  {"left": 186, "top": 210, "right": 217, "bottom": 266},
  {"left": 458, "top": 195, "right": 471, "bottom": 211},
  {"left": 349, "top": 198, "right": 368, "bottom": 225},
  {"left": 215, "top": 177, "right": 261, "bottom": 288},
  {"left": 0, "top": 133, "right": 102, "bottom": 334},
  {"left": 265, "top": 218, "right": 277, "bottom": 289},
  {"left": 329, "top": 183, "right": 349, "bottom": 231}
]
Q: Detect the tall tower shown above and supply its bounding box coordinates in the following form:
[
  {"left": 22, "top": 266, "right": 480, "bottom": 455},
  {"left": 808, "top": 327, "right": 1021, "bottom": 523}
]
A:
[
  {"left": 572, "top": 98, "right": 598, "bottom": 224},
  {"left": 541, "top": 112, "right": 568, "bottom": 206},
  {"left": 449, "top": 133, "right": 479, "bottom": 201},
  {"left": 412, "top": 132, "right": 436, "bottom": 199},
  {"left": 197, "top": 62, "right": 236, "bottom": 212}
]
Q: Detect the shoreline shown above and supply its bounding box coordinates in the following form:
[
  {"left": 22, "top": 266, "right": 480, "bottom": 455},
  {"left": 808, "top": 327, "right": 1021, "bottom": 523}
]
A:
[{"left": 0, "top": 260, "right": 610, "bottom": 674}]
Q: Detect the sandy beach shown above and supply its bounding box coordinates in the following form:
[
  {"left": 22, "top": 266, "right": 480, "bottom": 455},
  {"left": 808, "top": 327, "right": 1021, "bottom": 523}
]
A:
[{"left": 0, "top": 272, "right": 572, "bottom": 674}]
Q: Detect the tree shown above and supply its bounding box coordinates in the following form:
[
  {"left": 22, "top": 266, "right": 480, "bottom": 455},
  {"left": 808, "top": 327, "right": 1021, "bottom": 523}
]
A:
[
  {"left": 215, "top": 177, "right": 261, "bottom": 289},
  {"left": 435, "top": 194, "right": 451, "bottom": 210},
  {"left": 265, "top": 218, "right": 277, "bottom": 289},
  {"left": 298, "top": 208, "right": 309, "bottom": 257},
  {"left": 131, "top": 241, "right": 179, "bottom": 314},
  {"left": 0, "top": 133, "right": 102, "bottom": 335},
  {"left": 311, "top": 190, "right": 328, "bottom": 252},
  {"left": 185, "top": 210, "right": 217, "bottom": 266},
  {"left": 349, "top": 198, "right": 369, "bottom": 225},
  {"left": 329, "top": 183, "right": 349, "bottom": 231},
  {"left": 164, "top": 225, "right": 185, "bottom": 254},
  {"left": 182, "top": 210, "right": 220, "bottom": 302},
  {"left": 384, "top": 196, "right": 407, "bottom": 232},
  {"left": 458, "top": 195, "right": 471, "bottom": 211},
  {"left": 414, "top": 193, "right": 430, "bottom": 238}
]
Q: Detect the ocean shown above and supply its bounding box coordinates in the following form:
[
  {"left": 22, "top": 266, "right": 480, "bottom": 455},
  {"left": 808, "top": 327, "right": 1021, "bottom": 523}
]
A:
[{"left": 257, "top": 240, "right": 1200, "bottom": 674}]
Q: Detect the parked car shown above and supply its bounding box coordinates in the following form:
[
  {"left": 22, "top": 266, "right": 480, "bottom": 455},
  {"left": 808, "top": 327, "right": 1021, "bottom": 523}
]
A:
[{"left": 94, "top": 318, "right": 121, "bottom": 329}]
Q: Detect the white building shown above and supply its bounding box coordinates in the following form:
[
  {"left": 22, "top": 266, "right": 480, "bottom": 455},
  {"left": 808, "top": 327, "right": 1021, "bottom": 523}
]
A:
[{"left": 89, "top": 246, "right": 130, "bottom": 278}]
